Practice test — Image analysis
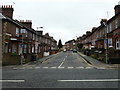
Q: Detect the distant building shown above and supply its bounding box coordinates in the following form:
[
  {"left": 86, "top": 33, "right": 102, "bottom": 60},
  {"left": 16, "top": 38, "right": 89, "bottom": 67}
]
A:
[{"left": 65, "top": 39, "right": 76, "bottom": 50}]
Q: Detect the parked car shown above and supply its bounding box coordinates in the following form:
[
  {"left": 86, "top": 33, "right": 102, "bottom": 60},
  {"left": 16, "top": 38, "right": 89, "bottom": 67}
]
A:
[{"left": 73, "top": 49, "right": 77, "bottom": 53}]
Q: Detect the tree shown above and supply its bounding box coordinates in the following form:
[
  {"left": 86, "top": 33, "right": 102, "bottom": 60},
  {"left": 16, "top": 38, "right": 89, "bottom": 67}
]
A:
[
  {"left": 58, "top": 39, "right": 63, "bottom": 49},
  {"left": 77, "top": 43, "right": 83, "bottom": 50}
]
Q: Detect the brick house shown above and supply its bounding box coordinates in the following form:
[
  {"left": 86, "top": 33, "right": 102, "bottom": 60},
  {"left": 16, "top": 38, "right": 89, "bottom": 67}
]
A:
[
  {"left": 84, "top": 31, "right": 92, "bottom": 49},
  {"left": 65, "top": 39, "right": 76, "bottom": 50},
  {"left": 75, "top": 4, "right": 120, "bottom": 63},
  {"left": 106, "top": 5, "right": 120, "bottom": 50},
  {"left": 95, "top": 19, "right": 107, "bottom": 49},
  {"left": 79, "top": 4, "right": 120, "bottom": 50},
  {"left": 43, "top": 33, "right": 57, "bottom": 56},
  {"left": 1, "top": 5, "right": 57, "bottom": 65},
  {"left": 1, "top": 5, "right": 37, "bottom": 65}
]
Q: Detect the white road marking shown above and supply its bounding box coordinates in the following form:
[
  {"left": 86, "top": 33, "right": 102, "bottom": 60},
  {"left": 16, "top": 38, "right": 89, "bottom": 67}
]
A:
[
  {"left": 13, "top": 68, "right": 18, "bottom": 70},
  {"left": 29, "top": 67, "right": 33, "bottom": 69},
  {"left": 19, "top": 67, "right": 25, "bottom": 69},
  {"left": 86, "top": 67, "right": 92, "bottom": 69},
  {"left": 58, "top": 79, "right": 120, "bottom": 82},
  {"left": 58, "top": 58, "right": 66, "bottom": 68},
  {"left": 42, "top": 67, "right": 48, "bottom": 69},
  {"left": 58, "top": 67, "right": 65, "bottom": 69},
  {"left": 0, "top": 80, "right": 25, "bottom": 83},
  {"left": 97, "top": 67, "right": 106, "bottom": 69},
  {"left": 50, "top": 67, "right": 57, "bottom": 69},
  {"left": 76, "top": 67, "right": 84, "bottom": 69},
  {"left": 58, "top": 62, "right": 64, "bottom": 68},
  {"left": 67, "top": 67, "right": 74, "bottom": 69},
  {"left": 35, "top": 67, "right": 40, "bottom": 69}
]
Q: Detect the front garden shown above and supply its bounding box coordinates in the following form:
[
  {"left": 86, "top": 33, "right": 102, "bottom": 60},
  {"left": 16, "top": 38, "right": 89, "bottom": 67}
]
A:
[{"left": 80, "top": 47, "right": 120, "bottom": 64}]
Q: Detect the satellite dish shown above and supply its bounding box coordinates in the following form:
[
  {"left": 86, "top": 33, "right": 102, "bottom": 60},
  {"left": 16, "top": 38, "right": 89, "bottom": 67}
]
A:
[{"left": 118, "top": 1, "right": 120, "bottom": 5}]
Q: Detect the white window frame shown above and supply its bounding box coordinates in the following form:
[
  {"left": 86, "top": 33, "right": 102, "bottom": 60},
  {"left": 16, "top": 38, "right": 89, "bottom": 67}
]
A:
[
  {"left": 109, "top": 24, "right": 112, "bottom": 32},
  {"left": 26, "top": 30, "right": 28, "bottom": 37},
  {"left": 4, "top": 43, "right": 8, "bottom": 53},
  {"left": 116, "top": 38, "right": 120, "bottom": 50},
  {"left": 108, "top": 38, "right": 112, "bottom": 47},
  {"left": 18, "top": 44, "right": 22, "bottom": 55},
  {"left": 12, "top": 44, "right": 17, "bottom": 53},
  {"left": 24, "top": 44, "right": 27, "bottom": 53},
  {"left": 33, "top": 34, "right": 35, "bottom": 40},
  {"left": 115, "top": 20, "right": 118, "bottom": 29},
  {"left": 16, "top": 28, "right": 19, "bottom": 35}
]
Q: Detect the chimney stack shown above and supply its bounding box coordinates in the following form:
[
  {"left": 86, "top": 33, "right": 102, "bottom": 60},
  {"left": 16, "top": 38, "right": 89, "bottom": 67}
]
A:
[
  {"left": 1, "top": 5, "right": 14, "bottom": 19},
  {"left": 100, "top": 19, "right": 107, "bottom": 25},
  {"left": 114, "top": 5, "right": 120, "bottom": 15},
  {"left": 86, "top": 31, "right": 91, "bottom": 36},
  {"left": 36, "top": 31, "right": 43, "bottom": 35},
  {"left": 20, "top": 20, "right": 32, "bottom": 29},
  {"left": 92, "top": 27, "right": 96, "bottom": 32}
]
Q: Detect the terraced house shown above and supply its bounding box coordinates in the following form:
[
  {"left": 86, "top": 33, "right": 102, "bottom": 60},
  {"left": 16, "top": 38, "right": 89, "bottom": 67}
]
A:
[
  {"left": 1, "top": 5, "right": 57, "bottom": 65},
  {"left": 76, "top": 4, "right": 120, "bottom": 63}
]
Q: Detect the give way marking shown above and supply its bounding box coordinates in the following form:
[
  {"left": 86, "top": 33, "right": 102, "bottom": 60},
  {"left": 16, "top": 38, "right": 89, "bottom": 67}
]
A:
[
  {"left": 0, "top": 80, "right": 25, "bottom": 83},
  {"left": 58, "top": 79, "right": 120, "bottom": 82}
]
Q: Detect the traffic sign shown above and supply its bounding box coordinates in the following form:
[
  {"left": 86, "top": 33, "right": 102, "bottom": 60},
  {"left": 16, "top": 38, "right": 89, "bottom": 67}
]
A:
[
  {"left": 105, "top": 39, "right": 108, "bottom": 44},
  {"left": 21, "top": 44, "right": 24, "bottom": 48}
]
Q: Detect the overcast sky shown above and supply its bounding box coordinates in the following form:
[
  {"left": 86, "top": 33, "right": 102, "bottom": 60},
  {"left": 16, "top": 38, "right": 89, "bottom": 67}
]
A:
[{"left": 0, "top": 0, "right": 120, "bottom": 44}]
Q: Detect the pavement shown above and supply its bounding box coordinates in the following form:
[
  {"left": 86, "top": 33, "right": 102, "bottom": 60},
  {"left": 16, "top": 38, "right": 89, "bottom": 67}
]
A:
[
  {"left": 78, "top": 52, "right": 120, "bottom": 69},
  {"left": 2, "top": 52, "right": 61, "bottom": 69}
]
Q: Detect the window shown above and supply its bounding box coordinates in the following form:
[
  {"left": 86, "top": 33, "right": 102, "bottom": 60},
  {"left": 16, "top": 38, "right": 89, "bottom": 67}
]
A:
[
  {"left": 28, "top": 45, "right": 31, "bottom": 53},
  {"left": 116, "top": 38, "right": 120, "bottom": 50},
  {"left": 16, "top": 28, "right": 19, "bottom": 35},
  {"left": 32, "top": 45, "right": 34, "bottom": 53},
  {"left": 109, "top": 24, "right": 112, "bottom": 32},
  {"left": 108, "top": 38, "right": 112, "bottom": 47},
  {"left": 115, "top": 20, "right": 118, "bottom": 29},
  {"left": 18, "top": 44, "right": 22, "bottom": 55},
  {"left": 12, "top": 44, "right": 17, "bottom": 53},
  {"left": 21, "top": 29, "right": 26, "bottom": 33},
  {"left": 33, "top": 34, "right": 35, "bottom": 40},
  {"left": 26, "top": 30, "right": 28, "bottom": 37},
  {"left": 4, "top": 43, "right": 8, "bottom": 53},
  {"left": 24, "top": 44, "right": 27, "bottom": 53},
  {"left": 45, "top": 39, "right": 47, "bottom": 44}
]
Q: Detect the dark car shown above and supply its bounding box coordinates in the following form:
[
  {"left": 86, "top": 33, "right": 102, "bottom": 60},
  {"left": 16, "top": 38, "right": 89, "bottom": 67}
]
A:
[{"left": 73, "top": 49, "right": 77, "bottom": 53}]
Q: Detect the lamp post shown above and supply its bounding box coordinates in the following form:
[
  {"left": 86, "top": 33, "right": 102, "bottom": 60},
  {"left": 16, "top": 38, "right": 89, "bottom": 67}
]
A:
[
  {"left": 21, "top": 28, "right": 26, "bottom": 65},
  {"left": 103, "top": 22, "right": 108, "bottom": 64}
]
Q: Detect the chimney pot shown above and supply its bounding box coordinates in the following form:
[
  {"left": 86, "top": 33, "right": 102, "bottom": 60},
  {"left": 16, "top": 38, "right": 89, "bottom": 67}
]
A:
[{"left": 2, "top": 5, "right": 14, "bottom": 18}]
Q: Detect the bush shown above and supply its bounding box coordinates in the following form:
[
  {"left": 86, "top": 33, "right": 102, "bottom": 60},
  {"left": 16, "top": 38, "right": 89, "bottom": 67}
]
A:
[
  {"left": 91, "top": 54, "right": 97, "bottom": 59},
  {"left": 97, "top": 57, "right": 104, "bottom": 61},
  {"left": 11, "top": 53, "right": 18, "bottom": 56}
]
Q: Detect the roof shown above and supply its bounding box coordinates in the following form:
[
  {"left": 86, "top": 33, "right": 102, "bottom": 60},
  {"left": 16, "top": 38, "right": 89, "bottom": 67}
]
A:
[
  {"left": 0, "top": 13, "right": 6, "bottom": 19},
  {"left": 1, "top": 13, "right": 36, "bottom": 33}
]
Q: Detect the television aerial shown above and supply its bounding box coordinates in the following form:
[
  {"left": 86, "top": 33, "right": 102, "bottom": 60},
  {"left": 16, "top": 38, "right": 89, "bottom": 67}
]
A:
[{"left": 118, "top": 1, "right": 120, "bottom": 5}]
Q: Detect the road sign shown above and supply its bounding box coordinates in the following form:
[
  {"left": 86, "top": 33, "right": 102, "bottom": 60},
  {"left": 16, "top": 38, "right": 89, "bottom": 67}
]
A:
[
  {"left": 105, "top": 39, "right": 108, "bottom": 44},
  {"left": 21, "top": 44, "right": 24, "bottom": 48}
]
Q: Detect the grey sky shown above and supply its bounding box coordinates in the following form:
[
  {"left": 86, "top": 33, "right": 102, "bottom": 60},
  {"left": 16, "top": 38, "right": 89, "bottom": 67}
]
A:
[{"left": 0, "top": 0, "right": 120, "bottom": 44}]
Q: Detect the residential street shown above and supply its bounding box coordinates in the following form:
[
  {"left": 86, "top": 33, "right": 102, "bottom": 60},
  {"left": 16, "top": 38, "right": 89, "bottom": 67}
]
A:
[{"left": 2, "top": 51, "right": 120, "bottom": 89}]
